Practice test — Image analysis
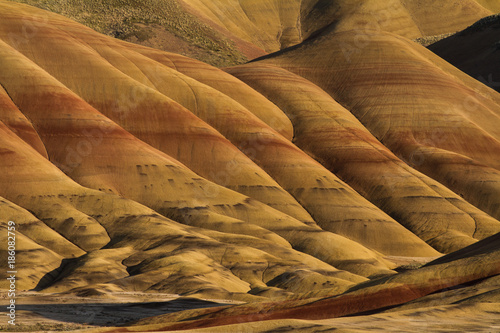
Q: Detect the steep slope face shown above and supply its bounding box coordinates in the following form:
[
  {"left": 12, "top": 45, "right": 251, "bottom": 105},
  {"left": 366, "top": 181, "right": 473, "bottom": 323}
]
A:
[
  {"left": 0, "top": 51, "right": 381, "bottom": 299},
  {"left": 231, "top": 29, "right": 500, "bottom": 254},
  {"left": 429, "top": 14, "right": 500, "bottom": 93},
  {"left": 180, "top": 0, "right": 304, "bottom": 51},
  {"left": 228, "top": 64, "right": 499, "bottom": 253},
  {"left": 475, "top": 0, "right": 500, "bottom": 12},
  {"left": 301, "top": 0, "right": 492, "bottom": 40},
  {"left": 122, "top": 232, "right": 500, "bottom": 331},
  {"left": 0, "top": 0, "right": 406, "bottom": 300},
  {"left": 0, "top": 1, "right": 439, "bottom": 259},
  {"left": 180, "top": 0, "right": 493, "bottom": 51},
  {"left": 0, "top": 53, "right": 391, "bottom": 300},
  {"left": 0, "top": 125, "right": 363, "bottom": 298}
]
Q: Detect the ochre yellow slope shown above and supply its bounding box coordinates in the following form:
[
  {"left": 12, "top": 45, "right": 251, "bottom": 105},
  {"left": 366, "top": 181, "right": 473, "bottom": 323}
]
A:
[
  {"left": 0, "top": 2, "right": 439, "bottom": 258},
  {"left": 112, "top": 42, "right": 294, "bottom": 139},
  {"left": 237, "top": 29, "right": 500, "bottom": 253},
  {"left": 180, "top": 0, "right": 303, "bottom": 51},
  {"left": 180, "top": 0, "right": 493, "bottom": 52},
  {"left": 0, "top": 84, "right": 47, "bottom": 158},
  {"left": 124, "top": 234, "right": 500, "bottom": 331},
  {"left": 1, "top": 0, "right": 500, "bottom": 314},
  {"left": 0, "top": 1, "right": 408, "bottom": 299},
  {"left": 0, "top": 114, "right": 376, "bottom": 297},
  {"left": 475, "top": 0, "right": 500, "bottom": 11}
]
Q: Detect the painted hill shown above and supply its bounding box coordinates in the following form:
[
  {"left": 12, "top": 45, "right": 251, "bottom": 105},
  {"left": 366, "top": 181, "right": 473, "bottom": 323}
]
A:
[
  {"left": 0, "top": 0, "right": 424, "bottom": 298},
  {"left": 100, "top": 232, "right": 500, "bottom": 331},
  {"left": 228, "top": 28, "right": 500, "bottom": 254},
  {"left": 0, "top": 1, "right": 500, "bottom": 331}
]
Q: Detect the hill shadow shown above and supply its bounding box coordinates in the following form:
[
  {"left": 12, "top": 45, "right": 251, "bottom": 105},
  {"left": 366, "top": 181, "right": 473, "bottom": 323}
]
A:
[{"left": 0, "top": 298, "right": 230, "bottom": 327}]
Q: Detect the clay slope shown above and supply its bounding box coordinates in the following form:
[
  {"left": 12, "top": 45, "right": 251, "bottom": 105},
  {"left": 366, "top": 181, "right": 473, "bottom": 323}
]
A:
[
  {"left": 0, "top": 0, "right": 429, "bottom": 301},
  {"left": 107, "top": 232, "right": 500, "bottom": 331},
  {"left": 229, "top": 28, "right": 500, "bottom": 253},
  {"left": 121, "top": 303, "right": 500, "bottom": 332},
  {"left": 475, "top": 0, "right": 500, "bottom": 12},
  {"left": 1, "top": 0, "right": 500, "bottom": 326},
  {"left": 159, "top": 0, "right": 494, "bottom": 51},
  {"left": 429, "top": 14, "right": 500, "bottom": 93}
]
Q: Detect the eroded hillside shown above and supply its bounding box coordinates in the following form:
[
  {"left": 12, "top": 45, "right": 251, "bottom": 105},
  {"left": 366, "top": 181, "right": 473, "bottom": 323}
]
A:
[{"left": 0, "top": 1, "right": 499, "bottom": 331}]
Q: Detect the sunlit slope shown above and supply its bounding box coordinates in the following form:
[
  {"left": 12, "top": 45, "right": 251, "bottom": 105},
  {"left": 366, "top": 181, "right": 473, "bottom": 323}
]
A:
[
  {"left": 0, "top": 1, "right": 438, "bottom": 258},
  {"left": 301, "top": 0, "right": 492, "bottom": 40},
  {"left": 121, "top": 232, "right": 500, "bottom": 331},
  {"left": 0, "top": 67, "right": 384, "bottom": 298},
  {"left": 181, "top": 0, "right": 493, "bottom": 51},
  {"left": 0, "top": 146, "right": 364, "bottom": 300},
  {"left": 180, "top": 0, "right": 303, "bottom": 51},
  {"left": 474, "top": 0, "right": 500, "bottom": 12},
  {"left": 237, "top": 29, "right": 500, "bottom": 253},
  {"left": 0, "top": 1, "right": 407, "bottom": 298}
]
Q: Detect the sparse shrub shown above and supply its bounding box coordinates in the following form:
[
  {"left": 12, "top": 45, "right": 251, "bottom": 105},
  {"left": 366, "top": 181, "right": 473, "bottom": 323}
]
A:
[{"left": 10, "top": 0, "right": 248, "bottom": 66}]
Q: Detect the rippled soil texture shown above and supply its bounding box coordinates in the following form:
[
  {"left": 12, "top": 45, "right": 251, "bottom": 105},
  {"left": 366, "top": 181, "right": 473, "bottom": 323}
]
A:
[{"left": 0, "top": 1, "right": 499, "bottom": 332}]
